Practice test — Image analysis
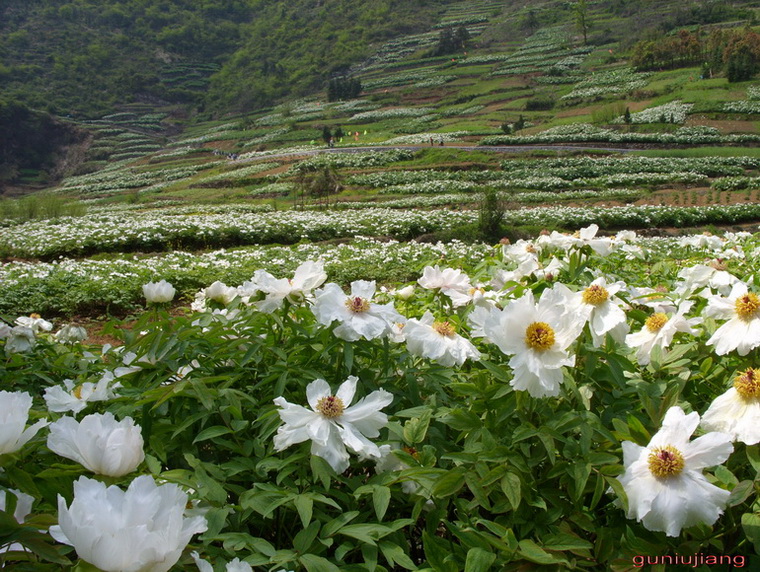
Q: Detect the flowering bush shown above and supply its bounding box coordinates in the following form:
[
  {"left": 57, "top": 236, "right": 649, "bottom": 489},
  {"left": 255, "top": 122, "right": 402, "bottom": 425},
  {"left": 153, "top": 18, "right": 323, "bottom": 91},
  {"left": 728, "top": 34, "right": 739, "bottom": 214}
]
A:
[{"left": 3, "top": 228, "right": 760, "bottom": 569}]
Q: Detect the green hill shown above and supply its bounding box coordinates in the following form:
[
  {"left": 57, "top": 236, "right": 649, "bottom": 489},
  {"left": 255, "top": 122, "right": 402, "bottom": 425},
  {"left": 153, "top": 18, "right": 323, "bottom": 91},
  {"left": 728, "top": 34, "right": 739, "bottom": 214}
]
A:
[
  {"left": 3, "top": 0, "right": 760, "bottom": 195},
  {"left": 0, "top": 0, "right": 452, "bottom": 117}
]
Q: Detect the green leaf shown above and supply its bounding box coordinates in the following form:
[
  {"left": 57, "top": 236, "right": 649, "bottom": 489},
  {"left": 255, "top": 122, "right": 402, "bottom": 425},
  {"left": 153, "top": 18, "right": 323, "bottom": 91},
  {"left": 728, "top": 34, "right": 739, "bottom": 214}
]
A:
[
  {"left": 299, "top": 553, "right": 341, "bottom": 572},
  {"left": 294, "top": 494, "right": 314, "bottom": 528},
  {"left": 321, "top": 511, "right": 360, "bottom": 538},
  {"left": 570, "top": 462, "right": 591, "bottom": 502},
  {"left": 500, "top": 472, "right": 521, "bottom": 510},
  {"left": 544, "top": 532, "right": 593, "bottom": 552},
  {"left": 192, "top": 425, "right": 232, "bottom": 444},
  {"left": 403, "top": 409, "right": 432, "bottom": 444},
  {"left": 604, "top": 475, "right": 628, "bottom": 513},
  {"left": 310, "top": 455, "right": 335, "bottom": 490},
  {"left": 440, "top": 408, "right": 481, "bottom": 431},
  {"left": 746, "top": 444, "right": 760, "bottom": 474},
  {"left": 464, "top": 547, "right": 495, "bottom": 572},
  {"left": 293, "top": 521, "right": 321, "bottom": 554},
  {"left": 362, "top": 543, "right": 378, "bottom": 572},
  {"left": 372, "top": 485, "right": 391, "bottom": 522},
  {"left": 432, "top": 467, "right": 467, "bottom": 498},
  {"left": 517, "top": 539, "right": 567, "bottom": 565},
  {"left": 626, "top": 414, "right": 651, "bottom": 445},
  {"left": 379, "top": 540, "right": 418, "bottom": 570},
  {"left": 742, "top": 512, "right": 760, "bottom": 552},
  {"left": 423, "top": 530, "right": 458, "bottom": 572},
  {"left": 728, "top": 481, "right": 756, "bottom": 507}
]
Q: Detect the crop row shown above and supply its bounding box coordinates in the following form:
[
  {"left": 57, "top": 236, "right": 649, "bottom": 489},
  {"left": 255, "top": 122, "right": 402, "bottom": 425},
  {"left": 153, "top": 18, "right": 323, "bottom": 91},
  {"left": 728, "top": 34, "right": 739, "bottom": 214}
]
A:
[{"left": 0, "top": 208, "right": 476, "bottom": 259}]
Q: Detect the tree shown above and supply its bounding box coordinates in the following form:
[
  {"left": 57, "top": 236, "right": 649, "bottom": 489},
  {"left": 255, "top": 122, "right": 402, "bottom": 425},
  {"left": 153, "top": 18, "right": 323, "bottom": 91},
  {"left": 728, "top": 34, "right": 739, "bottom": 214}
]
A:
[
  {"left": 321, "top": 125, "right": 332, "bottom": 145},
  {"left": 574, "top": 0, "right": 591, "bottom": 45},
  {"left": 327, "top": 77, "right": 362, "bottom": 102}
]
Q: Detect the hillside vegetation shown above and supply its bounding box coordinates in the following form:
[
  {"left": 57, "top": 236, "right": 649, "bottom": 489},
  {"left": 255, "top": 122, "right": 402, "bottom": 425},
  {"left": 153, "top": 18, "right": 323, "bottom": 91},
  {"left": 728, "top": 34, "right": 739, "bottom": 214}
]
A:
[
  {"left": 2, "top": 0, "right": 760, "bottom": 199},
  {"left": 0, "top": 0, "right": 452, "bottom": 116}
]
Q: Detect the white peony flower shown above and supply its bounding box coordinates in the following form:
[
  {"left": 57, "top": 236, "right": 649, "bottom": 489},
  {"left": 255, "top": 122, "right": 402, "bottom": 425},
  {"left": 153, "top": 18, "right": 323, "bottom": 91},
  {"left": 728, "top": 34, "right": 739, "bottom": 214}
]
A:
[
  {"left": 47, "top": 412, "right": 144, "bottom": 477},
  {"left": 625, "top": 302, "right": 702, "bottom": 366},
  {"left": 54, "top": 324, "right": 88, "bottom": 344},
  {"left": 273, "top": 376, "right": 393, "bottom": 473},
  {"left": 395, "top": 285, "right": 416, "bottom": 300},
  {"left": 704, "top": 282, "right": 760, "bottom": 356},
  {"left": 0, "top": 488, "right": 34, "bottom": 524},
  {"left": 482, "top": 285, "right": 581, "bottom": 398},
  {"left": 0, "top": 391, "right": 48, "bottom": 455},
  {"left": 312, "top": 281, "right": 403, "bottom": 341},
  {"left": 617, "top": 406, "right": 733, "bottom": 537},
  {"left": 50, "top": 475, "right": 207, "bottom": 572},
  {"left": 417, "top": 265, "right": 471, "bottom": 296},
  {"left": 43, "top": 376, "right": 121, "bottom": 414},
  {"left": 570, "top": 277, "right": 630, "bottom": 347},
  {"left": 204, "top": 281, "right": 238, "bottom": 305},
  {"left": 404, "top": 311, "right": 480, "bottom": 367},
  {"left": 577, "top": 224, "right": 614, "bottom": 256},
  {"left": 701, "top": 368, "right": 760, "bottom": 445},
  {"left": 3, "top": 325, "right": 36, "bottom": 353},
  {"left": 15, "top": 314, "right": 53, "bottom": 333},
  {"left": 142, "top": 279, "right": 176, "bottom": 304},
  {"left": 674, "top": 263, "right": 739, "bottom": 298},
  {"left": 241, "top": 260, "right": 327, "bottom": 312}
]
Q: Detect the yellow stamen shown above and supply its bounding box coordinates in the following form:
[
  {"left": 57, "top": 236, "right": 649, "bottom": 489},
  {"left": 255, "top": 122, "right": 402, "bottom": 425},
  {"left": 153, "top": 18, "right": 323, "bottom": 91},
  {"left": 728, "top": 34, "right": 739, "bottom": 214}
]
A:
[
  {"left": 648, "top": 446, "right": 685, "bottom": 478},
  {"left": 345, "top": 296, "right": 370, "bottom": 313},
  {"left": 73, "top": 385, "right": 83, "bottom": 399},
  {"left": 524, "top": 321, "right": 555, "bottom": 351},
  {"left": 583, "top": 284, "right": 609, "bottom": 306},
  {"left": 645, "top": 313, "right": 668, "bottom": 333},
  {"left": 30, "top": 313, "right": 41, "bottom": 319},
  {"left": 735, "top": 293, "right": 759, "bottom": 321},
  {"left": 316, "top": 395, "right": 345, "bottom": 418},
  {"left": 734, "top": 368, "right": 760, "bottom": 400},
  {"left": 433, "top": 321, "right": 456, "bottom": 337}
]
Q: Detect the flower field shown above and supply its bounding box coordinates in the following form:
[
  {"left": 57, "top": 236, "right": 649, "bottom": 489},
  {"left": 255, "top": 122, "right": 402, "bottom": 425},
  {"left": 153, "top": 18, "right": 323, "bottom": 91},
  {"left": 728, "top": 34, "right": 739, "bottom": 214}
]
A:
[
  {"left": 6, "top": 0, "right": 760, "bottom": 568},
  {"left": 2, "top": 224, "right": 760, "bottom": 570}
]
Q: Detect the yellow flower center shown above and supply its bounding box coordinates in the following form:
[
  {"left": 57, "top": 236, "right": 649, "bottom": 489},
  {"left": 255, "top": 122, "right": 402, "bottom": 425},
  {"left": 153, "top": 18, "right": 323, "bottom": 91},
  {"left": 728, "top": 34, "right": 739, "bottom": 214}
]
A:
[
  {"left": 645, "top": 313, "right": 668, "bottom": 333},
  {"left": 735, "top": 293, "right": 760, "bottom": 321},
  {"left": 582, "top": 284, "right": 609, "bottom": 306},
  {"left": 316, "top": 395, "right": 345, "bottom": 418},
  {"left": 734, "top": 368, "right": 760, "bottom": 400},
  {"left": 648, "top": 446, "right": 685, "bottom": 478},
  {"left": 433, "top": 320, "right": 456, "bottom": 337},
  {"left": 345, "top": 296, "right": 370, "bottom": 313},
  {"left": 30, "top": 313, "right": 41, "bottom": 319},
  {"left": 73, "top": 385, "right": 83, "bottom": 399},
  {"left": 524, "top": 321, "right": 555, "bottom": 351}
]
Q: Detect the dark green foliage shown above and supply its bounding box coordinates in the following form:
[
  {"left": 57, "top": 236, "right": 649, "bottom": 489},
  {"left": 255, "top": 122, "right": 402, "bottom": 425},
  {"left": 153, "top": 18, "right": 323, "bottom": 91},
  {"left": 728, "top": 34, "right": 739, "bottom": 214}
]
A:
[
  {"left": 0, "top": 99, "right": 85, "bottom": 188},
  {"left": 630, "top": 25, "right": 760, "bottom": 80},
  {"left": 524, "top": 96, "right": 555, "bottom": 111},
  {"left": 433, "top": 25, "right": 470, "bottom": 56},
  {"left": 0, "top": 0, "right": 450, "bottom": 117},
  {"left": 478, "top": 188, "right": 505, "bottom": 242},
  {"left": 326, "top": 77, "right": 362, "bottom": 102}
]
